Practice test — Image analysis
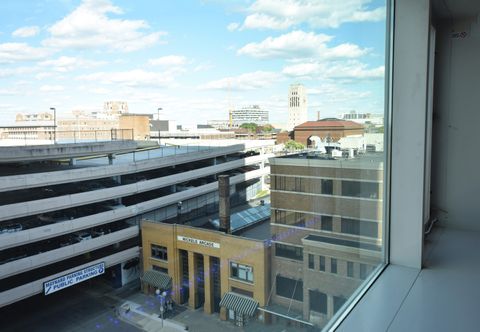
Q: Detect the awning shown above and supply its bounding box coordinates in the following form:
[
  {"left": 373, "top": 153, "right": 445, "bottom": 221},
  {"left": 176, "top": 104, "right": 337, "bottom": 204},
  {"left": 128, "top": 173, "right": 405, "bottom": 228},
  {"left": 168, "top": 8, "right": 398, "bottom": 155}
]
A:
[
  {"left": 141, "top": 270, "right": 172, "bottom": 290},
  {"left": 220, "top": 292, "right": 259, "bottom": 317}
]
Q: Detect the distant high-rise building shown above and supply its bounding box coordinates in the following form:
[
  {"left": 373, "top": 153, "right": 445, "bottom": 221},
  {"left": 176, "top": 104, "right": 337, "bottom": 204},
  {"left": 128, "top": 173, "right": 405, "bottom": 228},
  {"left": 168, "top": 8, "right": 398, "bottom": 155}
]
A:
[
  {"left": 287, "top": 83, "right": 308, "bottom": 131},
  {"left": 231, "top": 105, "right": 269, "bottom": 126},
  {"left": 103, "top": 101, "right": 129, "bottom": 117}
]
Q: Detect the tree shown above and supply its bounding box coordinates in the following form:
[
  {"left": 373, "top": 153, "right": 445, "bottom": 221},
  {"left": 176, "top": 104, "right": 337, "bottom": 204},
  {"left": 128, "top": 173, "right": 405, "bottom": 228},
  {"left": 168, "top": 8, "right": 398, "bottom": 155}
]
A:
[
  {"left": 240, "top": 123, "right": 258, "bottom": 132},
  {"left": 284, "top": 140, "right": 305, "bottom": 150}
]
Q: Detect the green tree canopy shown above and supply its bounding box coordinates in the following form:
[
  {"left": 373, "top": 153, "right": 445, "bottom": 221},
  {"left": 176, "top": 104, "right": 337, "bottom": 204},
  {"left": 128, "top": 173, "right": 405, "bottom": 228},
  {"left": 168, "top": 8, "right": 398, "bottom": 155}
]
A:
[{"left": 284, "top": 140, "right": 305, "bottom": 150}]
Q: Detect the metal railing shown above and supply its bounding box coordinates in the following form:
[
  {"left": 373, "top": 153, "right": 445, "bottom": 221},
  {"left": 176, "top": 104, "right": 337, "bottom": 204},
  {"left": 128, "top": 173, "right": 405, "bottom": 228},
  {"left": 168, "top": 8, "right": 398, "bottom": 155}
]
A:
[{"left": 0, "top": 129, "right": 134, "bottom": 146}]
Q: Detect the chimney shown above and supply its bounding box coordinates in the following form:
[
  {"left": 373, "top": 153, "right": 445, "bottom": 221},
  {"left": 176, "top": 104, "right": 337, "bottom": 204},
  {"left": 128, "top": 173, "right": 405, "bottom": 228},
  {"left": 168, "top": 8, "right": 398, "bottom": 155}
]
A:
[
  {"left": 317, "top": 111, "right": 321, "bottom": 121},
  {"left": 218, "top": 175, "right": 231, "bottom": 233}
]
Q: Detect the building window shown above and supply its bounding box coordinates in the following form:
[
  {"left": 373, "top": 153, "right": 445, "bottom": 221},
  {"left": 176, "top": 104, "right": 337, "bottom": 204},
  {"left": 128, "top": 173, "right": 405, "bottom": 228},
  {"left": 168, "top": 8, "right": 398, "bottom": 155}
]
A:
[
  {"left": 333, "top": 296, "right": 347, "bottom": 313},
  {"left": 331, "top": 258, "right": 337, "bottom": 274},
  {"left": 321, "top": 179, "right": 333, "bottom": 195},
  {"left": 308, "top": 254, "right": 315, "bottom": 269},
  {"left": 152, "top": 265, "right": 168, "bottom": 274},
  {"left": 321, "top": 215, "right": 333, "bottom": 231},
  {"left": 341, "top": 180, "right": 379, "bottom": 199},
  {"left": 309, "top": 290, "right": 327, "bottom": 314},
  {"left": 347, "top": 262, "right": 354, "bottom": 278},
  {"left": 151, "top": 244, "right": 168, "bottom": 261},
  {"left": 275, "top": 243, "right": 303, "bottom": 261},
  {"left": 230, "top": 262, "right": 254, "bottom": 283},
  {"left": 276, "top": 275, "right": 303, "bottom": 301},
  {"left": 319, "top": 256, "right": 326, "bottom": 272},
  {"left": 341, "top": 218, "right": 378, "bottom": 238},
  {"left": 360, "top": 264, "right": 368, "bottom": 280}
]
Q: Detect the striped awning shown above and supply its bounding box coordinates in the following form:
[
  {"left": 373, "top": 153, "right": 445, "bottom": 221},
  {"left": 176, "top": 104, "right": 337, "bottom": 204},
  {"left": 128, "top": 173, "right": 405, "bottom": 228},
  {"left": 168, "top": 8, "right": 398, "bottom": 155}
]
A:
[
  {"left": 141, "top": 270, "right": 172, "bottom": 290},
  {"left": 220, "top": 292, "right": 259, "bottom": 317}
]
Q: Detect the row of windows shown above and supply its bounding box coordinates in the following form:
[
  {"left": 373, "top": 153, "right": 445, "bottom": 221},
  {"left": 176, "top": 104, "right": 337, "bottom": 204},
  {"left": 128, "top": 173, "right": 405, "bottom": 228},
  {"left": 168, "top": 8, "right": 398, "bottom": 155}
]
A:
[
  {"left": 273, "top": 211, "right": 378, "bottom": 238},
  {"left": 272, "top": 176, "right": 380, "bottom": 199},
  {"left": 309, "top": 290, "right": 347, "bottom": 315},
  {"left": 308, "top": 253, "right": 370, "bottom": 279},
  {"left": 275, "top": 243, "right": 303, "bottom": 261}
]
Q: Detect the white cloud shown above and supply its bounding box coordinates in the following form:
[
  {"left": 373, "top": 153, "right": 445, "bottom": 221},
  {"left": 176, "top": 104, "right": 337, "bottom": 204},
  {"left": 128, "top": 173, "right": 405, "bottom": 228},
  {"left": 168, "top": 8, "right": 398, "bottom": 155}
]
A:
[
  {"left": 12, "top": 26, "right": 40, "bottom": 38},
  {"left": 148, "top": 55, "right": 188, "bottom": 66},
  {"left": 199, "top": 71, "right": 283, "bottom": 91},
  {"left": 0, "top": 42, "right": 51, "bottom": 63},
  {"left": 77, "top": 69, "right": 175, "bottom": 87},
  {"left": 238, "top": 30, "right": 366, "bottom": 60},
  {"left": 227, "top": 22, "right": 240, "bottom": 31},
  {"left": 43, "top": 0, "right": 166, "bottom": 52},
  {"left": 282, "top": 60, "right": 384, "bottom": 80},
  {"left": 242, "top": 0, "right": 385, "bottom": 30},
  {"left": 39, "top": 56, "right": 106, "bottom": 72},
  {"left": 40, "top": 85, "right": 65, "bottom": 92},
  {"left": 0, "top": 66, "right": 38, "bottom": 78}
]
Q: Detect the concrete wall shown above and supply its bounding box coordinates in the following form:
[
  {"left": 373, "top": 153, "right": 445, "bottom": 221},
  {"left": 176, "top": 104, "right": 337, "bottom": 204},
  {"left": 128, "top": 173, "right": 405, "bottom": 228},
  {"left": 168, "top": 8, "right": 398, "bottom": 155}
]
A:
[
  {"left": 0, "top": 226, "right": 139, "bottom": 279},
  {"left": 431, "top": 18, "right": 480, "bottom": 230}
]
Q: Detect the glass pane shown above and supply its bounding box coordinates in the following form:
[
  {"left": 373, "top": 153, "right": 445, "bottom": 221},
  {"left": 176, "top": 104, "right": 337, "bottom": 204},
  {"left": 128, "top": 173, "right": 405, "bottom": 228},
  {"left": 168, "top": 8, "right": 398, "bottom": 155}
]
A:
[{"left": 1, "top": 0, "right": 388, "bottom": 331}]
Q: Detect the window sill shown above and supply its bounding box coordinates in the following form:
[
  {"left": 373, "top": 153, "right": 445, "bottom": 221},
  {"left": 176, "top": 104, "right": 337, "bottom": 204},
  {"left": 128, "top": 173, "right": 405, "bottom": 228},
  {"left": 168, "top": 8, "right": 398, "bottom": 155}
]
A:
[
  {"left": 334, "top": 264, "right": 420, "bottom": 332},
  {"left": 229, "top": 277, "right": 254, "bottom": 286}
]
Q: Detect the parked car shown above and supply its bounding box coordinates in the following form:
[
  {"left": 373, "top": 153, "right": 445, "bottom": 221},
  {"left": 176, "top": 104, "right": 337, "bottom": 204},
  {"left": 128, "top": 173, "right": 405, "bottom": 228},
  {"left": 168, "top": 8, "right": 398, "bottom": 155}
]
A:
[
  {"left": 1, "top": 223, "right": 23, "bottom": 234},
  {"left": 38, "top": 211, "right": 72, "bottom": 223},
  {"left": 72, "top": 231, "right": 92, "bottom": 242}
]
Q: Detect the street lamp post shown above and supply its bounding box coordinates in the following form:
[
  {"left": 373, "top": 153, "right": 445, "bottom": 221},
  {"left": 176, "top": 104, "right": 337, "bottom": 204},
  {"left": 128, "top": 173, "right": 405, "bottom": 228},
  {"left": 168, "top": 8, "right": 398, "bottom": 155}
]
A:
[
  {"left": 156, "top": 289, "right": 167, "bottom": 328},
  {"left": 50, "top": 107, "right": 56, "bottom": 144},
  {"left": 157, "top": 107, "right": 162, "bottom": 145}
]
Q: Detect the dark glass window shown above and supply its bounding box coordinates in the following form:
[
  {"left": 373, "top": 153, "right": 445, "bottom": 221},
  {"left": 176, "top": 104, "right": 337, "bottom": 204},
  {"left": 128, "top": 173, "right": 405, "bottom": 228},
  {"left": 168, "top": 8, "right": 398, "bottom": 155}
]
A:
[
  {"left": 347, "top": 261, "right": 354, "bottom": 278},
  {"left": 321, "top": 215, "right": 333, "bottom": 231},
  {"left": 321, "top": 179, "right": 333, "bottom": 195},
  {"left": 230, "top": 262, "right": 253, "bottom": 282},
  {"left": 341, "top": 218, "right": 378, "bottom": 238},
  {"left": 360, "top": 264, "right": 368, "bottom": 279},
  {"left": 308, "top": 254, "right": 314, "bottom": 269},
  {"left": 319, "top": 256, "right": 325, "bottom": 271},
  {"left": 275, "top": 243, "right": 303, "bottom": 261},
  {"left": 309, "top": 290, "right": 327, "bottom": 314},
  {"left": 151, "top": 244, "right": 168, "bottom": 260},
  {"left": 341, "top": 180, "right": 379, "bottom": 199},
  {"left": 152, "top": 265, "right": 168, "bottom": 274},
  {"left": 331, "top": 258, "right": 337, "bottom": 274},
  {"left": 276, "top": 275, "right": 303, "bottom": 301},
  {"left": 333, "top": 296, "right": 347, "bottom": 313}
]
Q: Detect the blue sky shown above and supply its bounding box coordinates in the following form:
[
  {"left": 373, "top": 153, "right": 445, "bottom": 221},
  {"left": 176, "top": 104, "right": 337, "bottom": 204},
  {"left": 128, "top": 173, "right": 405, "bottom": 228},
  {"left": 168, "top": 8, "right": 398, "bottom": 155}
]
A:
[{"left": 0, "top": 0, "right": 386, "bottom": 127}]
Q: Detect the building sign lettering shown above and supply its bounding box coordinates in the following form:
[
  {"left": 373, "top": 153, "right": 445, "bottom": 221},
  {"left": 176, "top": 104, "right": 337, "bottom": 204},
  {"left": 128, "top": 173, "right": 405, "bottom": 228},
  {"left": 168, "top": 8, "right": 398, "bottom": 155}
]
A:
[
  {"left": 43, "top": 262, "right": 105, "bottom": 295},
  {"left": 177, "top": 235, "right": 220, "bottom": 249}
]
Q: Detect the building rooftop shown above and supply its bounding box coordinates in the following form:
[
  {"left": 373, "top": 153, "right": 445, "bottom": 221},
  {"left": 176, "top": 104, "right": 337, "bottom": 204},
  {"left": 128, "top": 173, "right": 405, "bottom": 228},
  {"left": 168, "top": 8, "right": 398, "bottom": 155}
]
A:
[
  {"left": 294, "top": 118, "right": 364, "bottom": 129},
  {"left": 272, "top": 151, "right": 385, "bottom": 169}
]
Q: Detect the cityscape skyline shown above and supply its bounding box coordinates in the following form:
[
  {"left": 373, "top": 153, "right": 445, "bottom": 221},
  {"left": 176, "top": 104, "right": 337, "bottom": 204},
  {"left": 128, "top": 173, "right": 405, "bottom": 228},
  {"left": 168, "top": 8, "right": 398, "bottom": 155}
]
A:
[{"left": 1, "top": 0, "right": 386, "bottom": 126}]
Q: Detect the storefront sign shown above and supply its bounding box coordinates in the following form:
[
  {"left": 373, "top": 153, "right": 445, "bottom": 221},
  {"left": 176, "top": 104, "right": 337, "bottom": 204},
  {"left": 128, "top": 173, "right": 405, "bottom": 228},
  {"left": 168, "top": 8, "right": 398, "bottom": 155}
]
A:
[
  {"left": 177, "top": 235, "right": 220, "bottom": 249},
  {"left": 43, "top": 262, "right": 105, "bottom": 295}
]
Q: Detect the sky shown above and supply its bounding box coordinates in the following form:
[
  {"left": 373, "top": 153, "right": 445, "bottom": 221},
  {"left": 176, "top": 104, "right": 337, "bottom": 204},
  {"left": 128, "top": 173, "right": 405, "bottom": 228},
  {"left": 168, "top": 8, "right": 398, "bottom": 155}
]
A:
[{"left": 0, "top": 0, "right": 386, "bottom": 127}]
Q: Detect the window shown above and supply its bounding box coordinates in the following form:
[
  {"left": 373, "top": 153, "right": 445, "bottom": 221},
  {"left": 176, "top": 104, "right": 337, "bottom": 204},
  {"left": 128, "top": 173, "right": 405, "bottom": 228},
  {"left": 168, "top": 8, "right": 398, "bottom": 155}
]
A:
[
  {"left": 151, "top": 244, "right": 167, "bottom": 261},
  {"left": 308, "top": 254, "right": 315, "bottom": 269},
  {"left": 321, "top": 179, "right": 333, "bottom": 195},
  {"left": 331, "top": 258, "right": 337, "bottom": 274},
  {"left": 152, "top": 265, "right": 168, "bottom": 274},
  {"left": 309, "top": 290, "right": 327, "bottom": 314},
  {"left": 275, "top": 243, "right": 303, "bottom": 261},
  {"left": 333, "top": 296, "right": 347, "bottom": 313},
  {"left": 360, "top": 264, "right": 368, "bottom": 280},
  {"left": 341, "top": 181, "right": 379, "bottom": 199},
  {"left": 230, "top": 262, "right": 254, "bottom": 283},
  {"left": 341, "top": 218, "right": 379, "bottom": 238},
  {"left": 276, "top": 275, "right": 303, "bottom": 301},
  {"left": 319, "top": 256, "right": 326, "bottom": 272},
  {"left": 347, "top": 261, "right": 354, "bottom": 278},
  {"left": 321, "top": 215, "right": 333, "bottom": 231}
]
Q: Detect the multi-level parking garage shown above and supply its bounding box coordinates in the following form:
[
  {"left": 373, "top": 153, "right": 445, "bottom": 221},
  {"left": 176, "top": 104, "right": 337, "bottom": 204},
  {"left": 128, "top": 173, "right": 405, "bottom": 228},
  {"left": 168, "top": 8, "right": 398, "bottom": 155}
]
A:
[{"left": 0, "top": 140, "right": 273, "bottom": 307}]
